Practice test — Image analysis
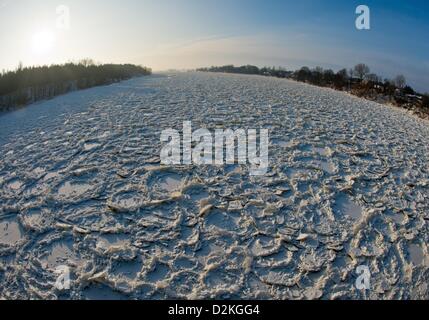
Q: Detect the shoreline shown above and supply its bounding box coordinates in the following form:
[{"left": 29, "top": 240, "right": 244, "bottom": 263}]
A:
[
  {"left": 197, "top": 69, "right": 429, "bottom": 121},
  {"left": 0, "top": 62, "right": 152, "bottom": 114}
]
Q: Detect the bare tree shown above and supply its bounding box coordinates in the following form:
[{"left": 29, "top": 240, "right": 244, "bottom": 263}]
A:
[
  {"left": 337, "top": 68, "right": 348, "bottom": 79},
  {"left": 79, "top": 58, "right": 95, "bottom": 67},
  {"left": 422, "top": 94, "right": 429, "bottom": 108},
  {"left": 366, "top": 73, "right": 379, "bottom": 82},
  {"left": 394, "top": 74, "right": 406, "bottom": 89},
  {"left": 353, "top": 63, "right": 370, "bottom": 80},
  {"left": 314, "top": 66, "right": 324, "bottom": 74}
]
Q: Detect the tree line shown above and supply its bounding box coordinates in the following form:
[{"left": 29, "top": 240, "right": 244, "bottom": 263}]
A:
[
  {"left": 197, "top": 65, "right": 291, "bottom": 78},
  {"left": 0, "top": 60, "right": 152, "bottom": 112},
  {"left": 197, "top": 64, "right": 429, "bottom": 118}
]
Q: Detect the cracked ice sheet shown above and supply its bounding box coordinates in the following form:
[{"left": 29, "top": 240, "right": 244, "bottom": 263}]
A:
[{"left": 0, "top": 72, "right": 428, "bottom": 300}]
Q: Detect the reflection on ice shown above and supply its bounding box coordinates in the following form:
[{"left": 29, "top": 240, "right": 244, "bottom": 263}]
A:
[
  {"left": 0, "top": 217, "right": 23, "bottom": 245},
  {"left": 159, "top": 174, "right": 182, "bottom": 192},
  {"left": 408, "top": 244, "right": 423, "bottom": 266},
  {"left": 334, "top": 194, "right": 363, "bottom": 219},
  {"left": 58, "top": 181, "right": 92, "bottom": 197}
]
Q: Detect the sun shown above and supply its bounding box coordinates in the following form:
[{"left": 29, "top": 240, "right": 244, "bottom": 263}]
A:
[{"left": 32, "top": 30, "right": 55, "bottom": 55}]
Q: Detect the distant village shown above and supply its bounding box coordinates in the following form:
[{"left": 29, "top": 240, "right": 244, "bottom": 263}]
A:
[{"left": 197, "top": 64, "right": 429, "bottom": 120}]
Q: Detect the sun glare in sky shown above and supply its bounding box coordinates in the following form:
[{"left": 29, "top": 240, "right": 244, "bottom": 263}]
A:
[
  {"left": 32, "top": 30, "right": 55, "bottom": 55},
  {"left": 0, "top": 1, "right": 428, "bottom": 91}
]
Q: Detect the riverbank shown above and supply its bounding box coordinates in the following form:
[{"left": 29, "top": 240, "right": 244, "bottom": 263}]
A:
[
  {"left": 197, "top": 65, "right": 429, "bottom": 120},
  {"left": 0, "top": 61, "right": 152, "bottom": 113}
]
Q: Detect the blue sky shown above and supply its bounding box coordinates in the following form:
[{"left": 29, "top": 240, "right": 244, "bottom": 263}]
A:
[{"left": 1, "top": 0, "right": 428, "bottom": 92}]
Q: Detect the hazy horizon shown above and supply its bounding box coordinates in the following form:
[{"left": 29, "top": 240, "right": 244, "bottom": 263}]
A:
[{"left": 1, "top": 0, "right": 428, "bottom": 92}]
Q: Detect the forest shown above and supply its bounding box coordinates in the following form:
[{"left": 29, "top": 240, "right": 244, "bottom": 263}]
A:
[{"left": 0, "top": 60, "right": 152, "bottom": 112}]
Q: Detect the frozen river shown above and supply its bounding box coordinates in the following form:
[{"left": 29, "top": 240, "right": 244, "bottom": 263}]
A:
[{"left": 0, "top": 72, "right": 428, "bottom": 299}]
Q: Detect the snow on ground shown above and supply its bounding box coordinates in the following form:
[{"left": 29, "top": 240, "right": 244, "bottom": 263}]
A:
[{"left": 0, "top": 72, "right": 428, "bottom": 299}]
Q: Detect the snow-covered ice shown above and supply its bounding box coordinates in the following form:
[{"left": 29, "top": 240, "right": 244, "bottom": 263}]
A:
[{"left": 0, "top": 72, "right": 428, "bottom": 299}]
